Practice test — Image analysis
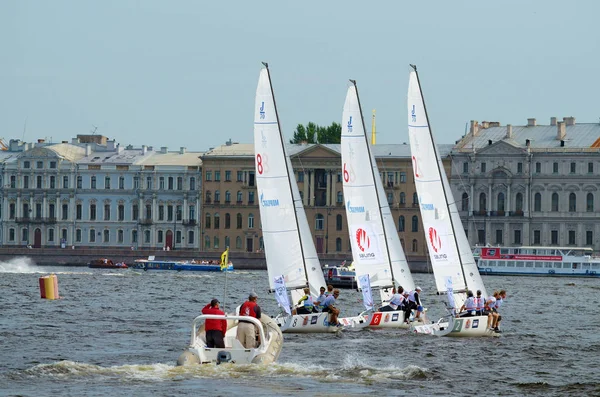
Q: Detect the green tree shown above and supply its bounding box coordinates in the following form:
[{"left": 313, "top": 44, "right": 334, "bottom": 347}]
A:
[{"left": 290, "top": 122, "right": 341, "bottom": 144}]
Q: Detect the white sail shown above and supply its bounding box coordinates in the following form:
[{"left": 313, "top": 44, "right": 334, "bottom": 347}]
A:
[
  {"left": 407, "top": 69, "right": 486, "bottom": 309},
  {"left": 341, "top": 83, "right": 415, "bottom": 302},
  {"left": 253, "top": 66, "right": 326, "bottom": 303}
]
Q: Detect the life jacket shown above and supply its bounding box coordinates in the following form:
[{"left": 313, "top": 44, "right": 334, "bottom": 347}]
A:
[
  {"left": 474, "top": 296, "right": 485, "bottom": 311},
  {"left": 464, "top": 297, "right": 476, "bottom": 310},
  {"left": 240, "top": 300, "right": 258, "bottom": 318},
  {"left": 303, "top": 295, "right": 314, "bottom": 311},
  {"left": 495, "top": 297, "right": 503, "bottom": 309}
]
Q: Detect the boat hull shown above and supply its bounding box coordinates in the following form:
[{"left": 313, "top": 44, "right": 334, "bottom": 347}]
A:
[
  {"left": 276, "top": 312, "right": 370, "bottom": 333},
  {"left": 367, "top": 310, "right": 409, "bottom": 329},
  {"left": 478, "top": 266, "right": 600, "bottom": 277},
  {"left": 133, "top": 260, "right": 233, "bottom": 272},
  {"left": 178, "top": 314, "right": 283, "bottom": 365},
  {"left": 411, "top": 315, "right": 499, "bottom": 337}
]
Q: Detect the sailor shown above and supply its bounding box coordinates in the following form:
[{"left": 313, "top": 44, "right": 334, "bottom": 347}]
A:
[
  {"left": 325, "top": 284, "right": 334, "bottom": 296},
  {"left": 458, "top": 290, "right": 476, "bottom": 317},
  {"left": 237, "top": 292, "right": 262, "bottom": 348},
  {"left": 484, "top": 291, "right": 499, "bottom": 330},
  {"left": 494, "top": 289, "right": 507, "bottom": 332},
  {"left": 201, "top": 299, "right": 227, "bottom": 348},
  {"left": 407, "top": 287, "right": 424, "bottom": 321},
  {"left": 295, "top": 287, "right": 316, "bottom": 314},
  {"left": 314, "top": 286, "right": 327, "bottom": 311},
  {"left": 379, "top": 286, "right": 404, "bottom": 312},
  {"left": 474, "top": 290, "right": 485, "bottom": 315},
  {"left": 321, "top": 289, "right": 341, "bottom": 326}
]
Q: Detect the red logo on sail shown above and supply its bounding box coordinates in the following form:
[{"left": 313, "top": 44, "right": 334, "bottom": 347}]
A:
[
  {"left": 355, "top": 228, "right": 371, "bottom": 252},
  {"left": 428, "top": 227, "right": 442, "bottom": 253}
]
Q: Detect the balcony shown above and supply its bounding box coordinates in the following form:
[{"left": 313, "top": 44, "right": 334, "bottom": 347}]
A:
[
  {"left": 472, "top": 210, "right": 488, "bottom": 217},
  {"left": 205, "top": 199, "right": 212, "bottom": 204},
  {"left": 15, "top": 217, "right": 57, "bottom": 224},
  {"left": 182, "top": 219, "right": 197, "bottom": 226},
  {"left": 509, "top": 210, "right": 524, "bottom": 217},
  {"left": 489, "top": 210, "right": 505, "bottom": 217},
  {"left": 140, "top": 218, "right": 153, "bottom": 225},
  {"left": 236, "top": 200, "right": 243, "bottom": 205}
]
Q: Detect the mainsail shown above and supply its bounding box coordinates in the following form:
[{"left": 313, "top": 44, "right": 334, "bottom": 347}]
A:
[
  {"left": 407, "top": 66, "right": 486, "bottom": 309},
  {"left": 341, "top": 81, "right": 415, "bottom": 303},
  {"left": 253, "top": 64, "right": 326, "bottom": 303}
]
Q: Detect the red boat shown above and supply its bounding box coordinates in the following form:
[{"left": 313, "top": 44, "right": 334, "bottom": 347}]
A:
[{"left": 88, "top": 259, "right": 128, "bottom": 269}]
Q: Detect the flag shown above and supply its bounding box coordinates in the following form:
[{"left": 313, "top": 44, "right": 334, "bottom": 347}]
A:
[
  {"left": 358, "top": 274, "right": 373, "bottom": 310},
  {"left": 445, "top": 276, "right": 456, "bottom": 315},
  {"left": 273, "top": 275, "right": 291, "bottom": 315},
  {"left": 220, "top": 247, "right": 229, "bottom": 271}
]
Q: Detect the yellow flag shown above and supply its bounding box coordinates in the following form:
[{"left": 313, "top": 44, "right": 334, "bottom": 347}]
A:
[{"left": 220, "top": 248, "right": 229, "bottom": 271}]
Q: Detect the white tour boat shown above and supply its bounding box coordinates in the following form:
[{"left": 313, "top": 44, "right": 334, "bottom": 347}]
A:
[
  {"left": 475, "top": 246, "right": 600, "bottom": 277},
  {"left": 407, "top": 65, "right": 498, "bottom": 337},
  {"left": 176, "top": 313, "right": 283, "bottom": 365},
  {"left": 253, "top": 63, "right": 369, "bottom": 333},
  {"left": 341, "top": 80, "right": 417, "bottom": 329}
]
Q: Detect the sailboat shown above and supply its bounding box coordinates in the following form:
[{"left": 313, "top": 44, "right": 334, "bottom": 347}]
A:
[
  {"left": 254, "top": 63, "right": 369, "bottom": 333},
  {"left": 341, "top": 80, "right": 417, "bottom": 329},
  {"left": 407, "top": 65, "right": 498, "bottom": 337}
]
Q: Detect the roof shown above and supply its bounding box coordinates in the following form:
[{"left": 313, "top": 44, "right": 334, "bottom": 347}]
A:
[
  {"left": 203, "top": 143, "right": 254, "bottom": 157},
  {"left": 78, "top": 149, "right": 151, "bottom": 165},
  {"left": 137, "top": 151, "right": 203, "bottom": 166}
]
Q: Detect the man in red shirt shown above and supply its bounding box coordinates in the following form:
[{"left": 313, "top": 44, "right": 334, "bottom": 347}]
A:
[
  {"left": 201, "top": 299, "right": 228, "bottom": 348},
  {"left": 237, "top": 292, "right": 261, "bottom": 348}
]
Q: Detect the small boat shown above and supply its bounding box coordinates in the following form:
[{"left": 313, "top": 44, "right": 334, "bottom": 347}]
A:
[
  {"left": 176, "top": 313, "right": 283, "bottom": 365},
  {"left": 407, "top": 65, "right": 498, "bottom": 337},
  {"left": 88, "top": 259, "right": 128, "bottom": 269},
  {"left": 253, "top": 64, "right": 370, "bottom": 334},
  {"left": 475, "top": 245, "right": 600, "bottom": 277},
  {"left": 132, "top": 254, "right": 233, "bottom": 272},
  {"left": 322, "top": 263, "right": 357, "bottom": 289},
  {"left": 341, "top": 80, "right": 417, "bottom": 329}
]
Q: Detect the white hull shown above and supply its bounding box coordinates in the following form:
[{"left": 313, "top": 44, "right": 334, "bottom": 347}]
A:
[
  {"left": 478, "top": 265, "right": 600, "bottom": 277},
  {"left": 276, "top": 312, "right": 371, "bottom": 333},
  {"left": 177, "top": 314, "right": 283, "bottom": 365},
  {"left": 366, "top": 310, "right": 410, "bottom": 329},
  {"left": 411, "top": 315, "right": 499, "bottom": 337}
]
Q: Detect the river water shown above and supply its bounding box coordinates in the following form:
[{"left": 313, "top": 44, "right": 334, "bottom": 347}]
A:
[{"left": 1, "top": 257, "right": 599, "bottom": 397}]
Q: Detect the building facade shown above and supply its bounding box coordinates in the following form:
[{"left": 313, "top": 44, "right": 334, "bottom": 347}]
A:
[{"left": 450, "top": 117, "right": 600, "bottom": 250}]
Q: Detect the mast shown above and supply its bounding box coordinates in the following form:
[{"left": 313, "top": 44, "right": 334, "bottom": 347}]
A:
[
  {"left": 409, "top": 64, "right": 469, "bottom": 291},
  {"left": 371, "top": 109, "right": 376, "bottom": 145},
  {"left": 351, "top": 80, "right": 396, "bottom": 288},
  {"left": 262, "top": 62, "right": 309, "bottom": 286}
]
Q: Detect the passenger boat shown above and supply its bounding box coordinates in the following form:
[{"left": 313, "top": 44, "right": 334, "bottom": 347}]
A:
[
  {"left": 407, "top": 65, "right": 498, "bottom": 337},
  {"left": 253, "top": 63, "right": 370, "bottom": 333},
  {"left": 88, "top": 259, "right": 128, "bottom": 269},
  {"left": 475, "top": 246, "right": 600, "bottom": 277},
  {"left": 341, "top": 80, "right": 417, "bottom": 329},
  {"left": 322, "top": 263, "right": 357, "bottom": 289},
  {"left": 132, "top": 257, "right": 233, "bottom": 272},
  {"left": 176, "top": 313, "right": 283, "bottom": 365}
]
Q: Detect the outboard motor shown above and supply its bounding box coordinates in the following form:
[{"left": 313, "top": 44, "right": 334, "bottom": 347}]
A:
[{"left": 216, "top": 351, "right": 232, "bottom": 365}]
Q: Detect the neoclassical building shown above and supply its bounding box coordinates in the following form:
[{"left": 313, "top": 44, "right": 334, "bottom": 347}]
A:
[{"left": 450, "top": 117, "right": 600, "bottom": 250}]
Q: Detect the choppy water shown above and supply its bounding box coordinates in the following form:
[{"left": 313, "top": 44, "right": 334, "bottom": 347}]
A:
[{"left": 1, "top": 257, "right": 599, "bottom": 397}]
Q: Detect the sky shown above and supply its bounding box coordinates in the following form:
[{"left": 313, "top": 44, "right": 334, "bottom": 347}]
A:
[{"left": 2, "top": 1, "right": 599, "bottom": 152}]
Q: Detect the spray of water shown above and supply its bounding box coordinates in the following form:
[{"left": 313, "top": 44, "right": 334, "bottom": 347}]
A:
[{"left": 0, "top": 257, "right": 37, "bottom": 273}]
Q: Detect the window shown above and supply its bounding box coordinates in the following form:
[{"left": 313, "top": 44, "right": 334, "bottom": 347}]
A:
[
  {"left": 570, "top": 162, "right": 576, "bottom": 174},
  {"left": 205, "top": 235, "right": 211, "bottom": 249},
  {"left": 463, "top": 162, "right": 469, "bottom": 174},
  {"left": 551, "top": 193, "right": 559, "bottom": 212},
  {"left": 400, "top": 192, "right": 406, "bottom": 205},
  {"left": 337, "top": 191, "right": 343, "bottom": 203},
  {"left": 315, "top": 214, "right": 324, "bottom": 230},
  {"left": 398, "top": 216, "right": 405, "bottom": 232},
  {"left": 336, "top": 214, "right": 343, "bottom": 231},
  {"left": 336, "top": 238, "right": 342, "bottom": 252},
  {"left": 515, "top": 193, "right": 523, "bottom": 212},
  {"left": 168, "top": 177, "right": 174, "bottom": 190},
  {"left": 412, "top": 192, "right": 418, "bottom": 205},
  {"left": 205, "top": 171, "right": 212, "bottom": 181},
  {"left": 50, "top": 161, "right": 56, "bottom": 169},
  {"left": 225, "top": 191, "right": 231, "bottom": 203},
  {"left": 118, "top": 205, "right": 124, "bottom": 221},
  {"left": 24, "top": 161, "right": 30, "bottom": 169},
  {"left": 49, "top": 204, "right": 55, "bottom": 219},
  {"left": 189, "top": 177, "right": 196, "bottom": 191},
  {"left": 146, "top": 176, "right": 152, "bottom": 190},
  {"left": 400, "top": 172, "right": 406, "bottom": 183},
  {"left": 90, "top": 229, "right": 96, "bottom": 243},
  {"left": 118, "top": 230, "right": 124, "bottom": 243},
  {"left": 36, "top": 161, "right": 43, "bottom": 169},
  {"left": 248, "top": 213, "right": 254, "bottom": 229},
  {"left": 412, "top": 239, "right": 418, "bottom": 252},
  {"left": 133, "top": 176, "right": 139, "bottom": 189},
  {"left": 214, "top": 190, "right": 221, "bottom": 203},
  {"left": 8, "top": 228, "right": 14, "bottom": 241},
  {"left": 189, "top": 206, "right": 195, "bottom": 221},
  {"left": 89, "top": 204, "right": 96, "bottom": 221},
  {"left": 535, "top": 162, "right": 541, "bottom": 173},
  {"left": 36, "top": 175, "right": 42, "bottom": 188},
  {"left": 91, "top": 176, "right": 97, "bottom": 189},
  {"left": 533, "top": 230, "right": 541, "bottom": 245},
  {"left": 159, "top": 177, "right": 165, "bottom": 190},
  {"left": 569, "top": 193, "right": 576, "bottom": 212},
  {"left": 105, "top": 176, "right": 111, "bottom": 189},
  {"left": 145, "top": 204, "right": 152, "bottom": 219},
  {"left": 159, "top": 206, "right": 165, "bottom": 221},
  {"left": 177, "top": 177, "right": 183, "bottom": 190},
  {"left": 298, "top": 172, "right": 304, "bottom": 182},
  {"left": 166, "top": 205, "right": 173, "bottom": 221},
  {"left": 534, "top": 193, "right": 542, "bottom": 212},
  {"left": 213, "top": 236, "right": 219, "bottom": 248},
  {"left": 158, "top": 230, "right": 163, "bottom": 244},
  {"left": 10, "top": 176, "right": 15, "bottom": 188},
  {"left": 132, "top": 230, "right": 138, "bottom": 244},
  {"left": 411, "top": 215, "right": 419, "bottom": 232},
  {"left": 588, "top": 162, "right": 594, "bottom": 174},
  {"left": 214, "top": 213, "right": 220, "bottom": 229},
  {"left": 225, "top": 171, "right": 231, "bottom": 181},
  {"left": 205, "top": 190, "right": 212, "bottom": 203},
  {"left": 23, "top": 175, "right": 29, "bottom": 189},
  {"left": 461, "top": 192, "right": 469, "bottom": 211},
  {"left": 144, "top": 230, "right": 150, "bottom": 243},
  {"left": 132, "top": 204, "right": 139, "bottom": 221},
  {"left": 236, "top": 236, "right": 242, "bottom": 249},
  {"left": 237, "top": 213, "right": 242, "bottom": 229},
  {"left": 237, "top": 171, "right": 243, "bottom": 182},
  {"left": 553, "top": 162, "right": 559, "bottom": 174},
  {"left": 77, "top": 176, "right": 82, "bottom": 189},
  {"left": 495, "top": 229, "right": 503, "bottom": 245},
  {"left": 497, "top": 192, "right": 505, "bottom": 212},
  {"left": 514, "top": 230, "right": 522, "bottom": 244},
  {"left": 481, "top": 163, "right": 486, "bottom": 173},
  {"left": 587, "top": 193, "right": 594, "bottom": 212},
  {"left": 9, "top": 203, "right": 15, "bottom": 219},
  {"left": 551, "top": 230, "right": 558, "bottom": 245},
  {"left": 188, "top": 231, "right": 194, "bottom": 245},
  {"left": 48, "top": 229, "right": 54, "bottom": 242},
  {"left": 76, "top": 229, "right": 82, "bottom": 243},
  {"left": 76, "top": 204, "right": 82, "bottom": 220},
  {"left": 104, "top": 204, "right": 111, "bottom": 220},
  {"left": 568, "top": 230, "right": 576, "bottom": 245},
  {"left": 50, "top": 176, "right": 56, "bottom": 189},
  {"left": 248, "top": 191, "right": 255, "bottom": 204},
  {"left": 237, "top": 191, "right": 243, "bottom": 203},
  {"left": 215, "top": 171, "right": 221, "bottom": 181},
  {"left": 205, "top": 213, "right": 211, "bottom": 229},
  {"left": 586, "top": 230, "right": 593, "bottom": 246},
  {"left": 387, "top": 192, "right": 393, "bottom": 205},
  {"left": 119, "top": 176, "right": 125, "bottom": 189},
  {"left": 61, "top": 204, "right": 68, "bottom": 220},
  {"left": 225, "top": 213, "right": 231, "bottom": 229},
  {"left": 63, "top": 176, "right": 69, "bottom": 189},
  {"left": 337, "top": 172, "right": 342, "bottom": 183}
]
